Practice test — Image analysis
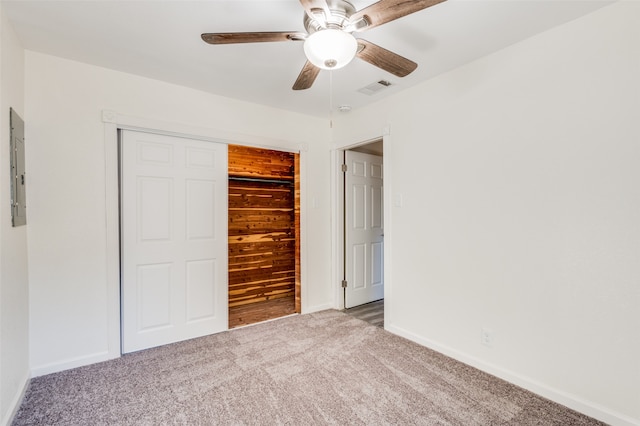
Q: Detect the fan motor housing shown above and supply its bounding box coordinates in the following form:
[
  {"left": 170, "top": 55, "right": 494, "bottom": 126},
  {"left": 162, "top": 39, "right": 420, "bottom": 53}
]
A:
[{"left": 303, "top": 0, "right": 357, "bottom": 34}]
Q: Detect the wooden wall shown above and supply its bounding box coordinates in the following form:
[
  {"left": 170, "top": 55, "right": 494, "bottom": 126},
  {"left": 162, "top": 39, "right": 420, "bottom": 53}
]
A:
[
  {"left": 228, "top": 145, "right": 299, "bottom": 314},
  {"left": 294, "top": 153, "right": 301, "bottom": 313}
]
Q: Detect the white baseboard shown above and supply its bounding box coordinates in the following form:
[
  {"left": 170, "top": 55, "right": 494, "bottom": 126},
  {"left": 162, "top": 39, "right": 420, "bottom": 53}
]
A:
[
  {"left": 31, "top": 350, "right": 119, "bottom": 378},
  {"left": 1, "top": 370, "right": 30, "bottom": 426},
  {"left": 302, "top": 302, "right": 334, "bottom": 314},
  {"left": 386, "top": 324, "right": 638, "bottom": 426}
]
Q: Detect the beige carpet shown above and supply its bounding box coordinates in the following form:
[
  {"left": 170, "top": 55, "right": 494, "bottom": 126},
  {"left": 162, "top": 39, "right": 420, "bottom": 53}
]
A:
[{"left": 13, "top": 310, "right": 604, "bottom": 425}]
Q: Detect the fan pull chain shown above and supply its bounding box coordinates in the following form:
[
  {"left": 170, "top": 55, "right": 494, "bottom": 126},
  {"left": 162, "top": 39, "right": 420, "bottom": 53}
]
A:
[{"left": 329, "top": 70, "right": 334, "bottom": 129}]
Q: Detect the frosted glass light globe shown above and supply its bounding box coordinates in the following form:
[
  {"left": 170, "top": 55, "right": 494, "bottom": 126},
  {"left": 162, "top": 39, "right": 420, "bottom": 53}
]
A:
[{"left": 303, "top": 29, "right": 357, "bottom": 70}]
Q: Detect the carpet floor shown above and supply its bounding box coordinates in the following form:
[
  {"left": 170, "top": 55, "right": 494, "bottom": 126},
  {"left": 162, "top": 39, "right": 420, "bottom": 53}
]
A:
[{"left": 13, "top": 310, "right": 604, "bottom": 425}]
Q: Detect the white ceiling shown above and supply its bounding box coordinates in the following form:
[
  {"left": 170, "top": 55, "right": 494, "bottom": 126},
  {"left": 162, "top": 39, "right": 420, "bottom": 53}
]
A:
[{"left": 2, "top": 0, "right": 614, "bottom": 118}]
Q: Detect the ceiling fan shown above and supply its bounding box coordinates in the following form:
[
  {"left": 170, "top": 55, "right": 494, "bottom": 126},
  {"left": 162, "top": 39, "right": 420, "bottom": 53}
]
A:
[{"left": 201, "top": 0, "right": 446, "bottom": 90}]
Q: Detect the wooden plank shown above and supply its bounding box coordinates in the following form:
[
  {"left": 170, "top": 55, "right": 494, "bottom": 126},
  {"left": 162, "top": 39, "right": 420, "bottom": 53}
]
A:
[
  {"left": 229, "top": 258, "right": 295, "bottom": 271},
  {"left": 228, "top": 277, "right": 295, "bottom": 290},
  {"left": 229, "top": 292, "right": 294, "bottom": 308},
  {"left": 229, "top": 229, "right": 294, "bottom": 238},
  {"left": 229, "top": 285, "right": 294, "bottom": 298},
  {"left": 229, "top": 186, "right": 293, "bottom": 209},
  {"left": 229, "top": 229, "right": 293, "bottom": 238},
  {"left": 228, "top": 233, "right": 294, "bottom": 244},
  {"left": 229, "top": 283, "right": 295, "bottom": 298},
  {"left": 229, "top": 182, "right": 292, "bottom": 191},
  {"left": 229, "top": 197, "right": 293, "bottom": 209},
  {"left": 228, "top": 145, "right": 295, "bottom": 180},
  {"left": 229, "top": 257, "right": 295, "bottom": 270},
  {"left": 228, "top": 241, "right": 295, "bottom": 257},
  {"left": 229, "top": 295, "right": 296, "bottom": 328},
  {"left": 229, "top": 270, "right": 295, "bottom": 286},
  {"left": 229, "top": 277, "right": 295, "bottom": 297},
  {"left": 229, "top": 264, "right": 295, "bottom": 274},
  {"left": 229, "top": 214, "right": 293, "bottom": 223},
  {"left": 230, "top": 289, "right": 294, "bottom": 305},
  {"left": 229, "top": 214, "right": 293, "bottom": 227}
]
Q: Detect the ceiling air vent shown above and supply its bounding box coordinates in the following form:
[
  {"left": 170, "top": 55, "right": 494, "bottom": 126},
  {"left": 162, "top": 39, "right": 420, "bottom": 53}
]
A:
[{"left": 357, "top": 80, "right": 392, "bottom": 96}]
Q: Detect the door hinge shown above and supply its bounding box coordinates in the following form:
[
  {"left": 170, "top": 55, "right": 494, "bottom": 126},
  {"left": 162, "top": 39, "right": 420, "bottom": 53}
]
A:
[
  {"left": 341, "top": 164, "right": 348, "bottom": 173},
  {"left": 341, "top": 279, "right": 348, "bottom": 288}
]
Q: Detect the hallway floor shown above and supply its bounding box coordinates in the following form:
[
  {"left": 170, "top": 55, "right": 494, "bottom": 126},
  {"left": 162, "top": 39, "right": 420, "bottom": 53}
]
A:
[{"left": 344, "top": 299, "right": 384, "bottom": 328}]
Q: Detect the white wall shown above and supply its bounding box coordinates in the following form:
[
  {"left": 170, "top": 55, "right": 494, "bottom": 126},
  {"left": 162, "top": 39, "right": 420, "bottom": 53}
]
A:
[
  {"left": 24, "top": 52, "right": 333, "bottom": 376},
  {"left": 333, "top": 2, "right": 639, "bottom": 425},
  {"left": 0, "top": 6, "right": 29, "bottom": 425}
]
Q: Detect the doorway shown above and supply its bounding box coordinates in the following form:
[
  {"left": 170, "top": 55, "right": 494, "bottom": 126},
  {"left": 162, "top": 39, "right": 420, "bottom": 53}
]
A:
[
  {"left": 343, "top": 140, "right": 384, "bottom": 310},
  {"left": 227, "top": 145, "right": 301, "bottom": 328},
  {"left": 120, "top": 134, "right": 301, "bottom": 353}
]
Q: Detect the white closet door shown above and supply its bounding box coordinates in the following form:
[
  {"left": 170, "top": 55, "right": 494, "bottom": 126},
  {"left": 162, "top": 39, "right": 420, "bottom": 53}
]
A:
[
  {"left": 345, "top": 151, "right": 384, "bottom": 308},
  {"left": 121, "top": 130, "right": 228, "bottom": 353}
]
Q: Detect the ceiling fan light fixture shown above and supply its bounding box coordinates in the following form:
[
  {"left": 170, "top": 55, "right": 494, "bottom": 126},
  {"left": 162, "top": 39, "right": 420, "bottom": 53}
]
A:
[{"left": 303, "top": 29, "right": 357, "bottom": 70}]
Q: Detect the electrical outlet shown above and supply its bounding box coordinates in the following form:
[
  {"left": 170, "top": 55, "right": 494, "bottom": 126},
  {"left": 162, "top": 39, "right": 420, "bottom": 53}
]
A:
[{"left": 481, "top": 328, "right": 494, "bottom": 348}]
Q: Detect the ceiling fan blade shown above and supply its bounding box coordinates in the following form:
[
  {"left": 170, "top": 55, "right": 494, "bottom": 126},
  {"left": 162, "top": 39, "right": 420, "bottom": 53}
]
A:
[
  {"left": 293, "top": 61, "right": 321, "bottom": 90},
  {"left": 356, "top": 39, "right": 417, "bottom": 77},
  {"left": 201, "top": 32, "right": 305, "bottom": 45},
  {"left": 350, "top": 0, "right": 447, "bottom": 31},
  {"left": 299, "top": 0, "right": 331, "bottom": 23}
]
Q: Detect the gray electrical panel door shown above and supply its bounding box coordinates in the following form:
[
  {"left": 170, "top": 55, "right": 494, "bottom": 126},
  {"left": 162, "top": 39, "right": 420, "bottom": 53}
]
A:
[{"left": 10, "top": 108, "right": 26, "bottom": 227}]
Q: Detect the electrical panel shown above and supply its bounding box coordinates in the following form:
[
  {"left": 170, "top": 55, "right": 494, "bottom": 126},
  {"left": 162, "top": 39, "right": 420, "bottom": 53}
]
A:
[{"left": 10, "top": 108, "right": 26, "bottom": 227}]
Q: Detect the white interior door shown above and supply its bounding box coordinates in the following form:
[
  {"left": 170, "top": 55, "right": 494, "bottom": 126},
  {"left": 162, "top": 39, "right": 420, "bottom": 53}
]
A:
[
  {"left": 345, "top": 150, "right": 384, "bottom": 308},
  {"left": 121, "top": 130, "right": 228, "bottom": 353}
]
